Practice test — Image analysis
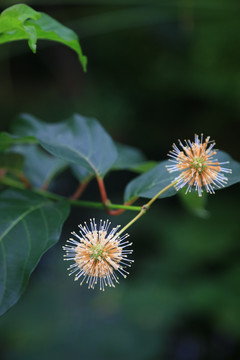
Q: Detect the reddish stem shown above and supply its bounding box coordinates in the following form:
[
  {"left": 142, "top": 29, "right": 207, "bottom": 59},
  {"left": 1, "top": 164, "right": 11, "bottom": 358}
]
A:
[
  {"left": 70, "top": 181, "right": 89, "bottom": 200},
  {"left": 17, "top": 173, "right": 32, "bottom": 189},
  {"left": 96, "top": 176, "right": 108, "bottom": 204},
  {"left": 41, "top": 181, "right": 50, "bottom": 191},
  {"left": 96, "top": 176, "right": 138, "bottom": 216},
  {"left": 0, "top": 168, "right": 7, "bottom": 179}
]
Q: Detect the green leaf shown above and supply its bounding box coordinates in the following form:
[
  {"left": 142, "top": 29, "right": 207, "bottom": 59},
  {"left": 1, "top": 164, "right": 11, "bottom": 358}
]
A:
[
  {"left": 0, "top": 189, "right": 70, "bottom": 316},
  {"left": 0, "top": 132, "right": 37, "bottom": 152},
  {"left": 12, "top": 113, "right": 118, "bottom": 178},
  {"left": 0, "top": 4, "right": 40, "bottom": 32},
  {"left": 132, "top": 160, "right": 158, "bottom": 173},
  {"left": 216, "top": 150, "right": 240, "bottom": 189},
  {"left": 23, "top": 23, "right": 37, "bottom": 52},
  {"left": 113, "top": 143, "right": 147, "bottom": 170},
  {"left": 124, "top": 160, "right": 177, "bottom": 202},
  {"left": 124, "top": 150, "right": 240, "bottom": 202},
  {"left": 11, "top": 145, "right": 68, "bottom": 188},
  {"left": 0, "top": 4, "right": 87, "bottom": 71},
  {"left": 0, "top": 153, "right": 24, "bottom": 172},
  {"left": 71, "top": 142, "right": 147, "bottom": 182}
]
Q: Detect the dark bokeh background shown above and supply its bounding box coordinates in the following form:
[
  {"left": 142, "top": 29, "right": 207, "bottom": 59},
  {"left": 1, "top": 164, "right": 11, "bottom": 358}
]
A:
[{"left": 0, "top": 1, "right": 240, "bottom": 359}]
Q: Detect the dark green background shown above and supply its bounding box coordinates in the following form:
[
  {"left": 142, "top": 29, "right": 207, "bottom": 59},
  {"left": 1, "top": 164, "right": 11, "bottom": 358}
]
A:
[{"left": 0, "top": 1, "right": 240, "bottom": 359}]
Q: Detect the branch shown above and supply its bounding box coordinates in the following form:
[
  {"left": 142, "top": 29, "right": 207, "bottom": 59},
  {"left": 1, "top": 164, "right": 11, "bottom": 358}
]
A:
[{"left": 0, "top": 176, "right": 142, "bottom": 212}]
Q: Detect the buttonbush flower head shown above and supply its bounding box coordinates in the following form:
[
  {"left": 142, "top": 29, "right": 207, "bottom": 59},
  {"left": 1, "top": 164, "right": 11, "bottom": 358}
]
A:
[
  {"left": 63, "top": 219, "right": 133, "bottom": 291},
  {"left": 166, "top": 134, "right": 232, "bottom": 196}
]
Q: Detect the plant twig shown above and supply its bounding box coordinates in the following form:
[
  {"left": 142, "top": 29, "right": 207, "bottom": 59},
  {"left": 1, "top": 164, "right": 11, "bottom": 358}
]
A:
[
  {"left": 17, "top": 172, "right": 32, "bottom": 189},
  {"left": 117, "top": 181, "right": 177, "bottom": 236},
  {"left": 70, "top": 179, "right": 90, "bottom": 200},
  {"left": 107, "top": 198, "right": 138, "bottom": 215},
  {"left": 0, "top": 175, "right": 142, "bottom": 212},
  {"left": 96, "top": 176, "right": 108, "bottom": 204}
]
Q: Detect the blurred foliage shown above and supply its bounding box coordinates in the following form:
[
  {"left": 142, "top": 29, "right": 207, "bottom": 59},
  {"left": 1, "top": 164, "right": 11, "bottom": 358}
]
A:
[
  {"left": 0, "top": 3, "right": 87, "bottom": 70},
  {"left": 0, "top": 0, "right": 240, "bottom": 359}
]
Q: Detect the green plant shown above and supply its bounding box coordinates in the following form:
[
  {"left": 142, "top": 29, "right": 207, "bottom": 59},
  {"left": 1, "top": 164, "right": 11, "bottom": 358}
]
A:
[
  {"left": 0, "top": 3, "right": 87, "bottom": 70},
  {"left": 0, "top": 3, "right": 240, "bottom": 318}
]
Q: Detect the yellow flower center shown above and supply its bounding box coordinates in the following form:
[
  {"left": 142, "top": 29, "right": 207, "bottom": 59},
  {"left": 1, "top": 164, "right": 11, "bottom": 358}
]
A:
[
  {"left": 90, "top": 244, "right": 107, "bottom": 260},
  {"left": 191, "top": 156, "right": 207, "bottom": 173}
]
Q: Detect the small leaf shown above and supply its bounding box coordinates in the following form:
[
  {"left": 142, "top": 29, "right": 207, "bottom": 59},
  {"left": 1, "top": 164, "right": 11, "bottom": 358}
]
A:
[
  {"left": 0, "top": 153, "right": 24, "bottom": 172},
  {"left": 0, "top": 132, "right": 37, "bottom": 152},
  {"left": 0, "top": 189, "right": 70, "bottom": 316},
  {"left": 12, "top": 113, "right": 118, "bottom": 178},
  {"left": 124, "top": 160, "right": 177, "bottom": 202},
  {"left": 11, "top": 145, "right": 68, "bottom": 188},
  {"left": 113, "top": 143, "right": 147, "bottom": 170},
  {"left": 0, "top": 4, "right": 87, "bottom": 71}
]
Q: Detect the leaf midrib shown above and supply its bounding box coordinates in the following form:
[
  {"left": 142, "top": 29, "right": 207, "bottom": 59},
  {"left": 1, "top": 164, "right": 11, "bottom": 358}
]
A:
[{"left": 40, "top": 140, "right": 100, "bottom": 177}]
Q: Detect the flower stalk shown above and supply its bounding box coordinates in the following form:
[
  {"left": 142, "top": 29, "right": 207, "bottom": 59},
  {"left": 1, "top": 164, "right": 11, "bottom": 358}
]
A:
[{"left": 117, "top": 181, "right": 177, "bottom": 237}]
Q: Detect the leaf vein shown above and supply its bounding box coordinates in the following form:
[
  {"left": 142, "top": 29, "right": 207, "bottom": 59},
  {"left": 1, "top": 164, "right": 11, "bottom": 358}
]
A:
[{"left": 0, "top": 201, "right": 51, "bottom": 244}]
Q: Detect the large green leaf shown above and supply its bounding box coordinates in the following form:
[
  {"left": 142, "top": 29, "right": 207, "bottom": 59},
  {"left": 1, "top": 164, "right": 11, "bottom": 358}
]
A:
[
  {"left": 11, "top": 145, "right": 68, "bottom": 188},
  {"left": 71, "top": 142, "right": 147, "bottom": 183},
  {"left": 124, "top": 160, "right": 177, "bottom": 202},
  {"left": 12, "top": 113, "right": 118, "bottom": 179},
  {"left": 0, "top": 4, "right": 87, "bottom": 71},
  {"left": 124, "top": 151, "right": 240, "bottom": 202},
  {"left": 0, "top": 189, "right": 70, "bottom": 316}
]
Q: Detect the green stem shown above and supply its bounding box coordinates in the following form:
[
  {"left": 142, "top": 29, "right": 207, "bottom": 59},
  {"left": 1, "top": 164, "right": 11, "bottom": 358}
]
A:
[
  {"left": 144, "top": 181, "right": 177, "bottom": 209},
  {"left": 0, "top": 176, "right": 142, "bottom": 212},
  {"left": 117, "top": 181, "right": 177, "bottom": 236}
]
